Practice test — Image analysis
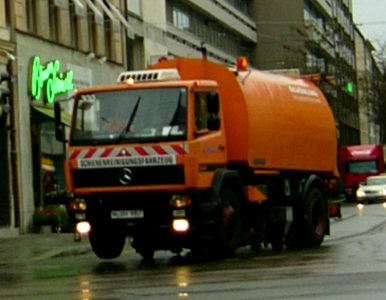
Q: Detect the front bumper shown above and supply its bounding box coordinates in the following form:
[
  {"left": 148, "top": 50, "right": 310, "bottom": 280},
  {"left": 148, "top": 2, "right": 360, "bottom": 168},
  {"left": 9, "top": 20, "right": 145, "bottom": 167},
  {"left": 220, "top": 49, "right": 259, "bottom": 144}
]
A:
[{"left": 356, "top": 194, "right": 386, "bottom": 203}]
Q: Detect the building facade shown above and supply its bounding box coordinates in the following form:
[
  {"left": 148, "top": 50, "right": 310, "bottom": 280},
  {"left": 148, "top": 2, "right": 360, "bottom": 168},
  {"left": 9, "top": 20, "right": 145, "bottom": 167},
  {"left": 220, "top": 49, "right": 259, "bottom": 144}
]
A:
[
  {"left": 354, "top": 27, "right": 381, "bottom": 144},
  {"left": 250, "top": 0, "right": 359, "bottom": 147},
  {"left": 0, "top": 0, "right": 133, "bottom": 234}
]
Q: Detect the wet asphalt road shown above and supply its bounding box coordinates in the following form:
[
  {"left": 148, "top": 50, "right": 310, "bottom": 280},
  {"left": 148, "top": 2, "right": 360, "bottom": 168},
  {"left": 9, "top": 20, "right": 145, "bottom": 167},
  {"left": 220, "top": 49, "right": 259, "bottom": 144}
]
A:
[{"left": 1, "top": 203, "right": 386, "bottom": 299}]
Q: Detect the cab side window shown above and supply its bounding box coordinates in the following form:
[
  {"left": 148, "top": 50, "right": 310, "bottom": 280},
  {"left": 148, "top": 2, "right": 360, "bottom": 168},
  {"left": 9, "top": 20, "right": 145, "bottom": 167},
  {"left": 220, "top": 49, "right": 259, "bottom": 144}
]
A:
[
  {"left": 195, "top": 93, "right": 209, "bottom": 131},
  {"left": 194, "top": 92, "right": 220, "bottom": 132}
]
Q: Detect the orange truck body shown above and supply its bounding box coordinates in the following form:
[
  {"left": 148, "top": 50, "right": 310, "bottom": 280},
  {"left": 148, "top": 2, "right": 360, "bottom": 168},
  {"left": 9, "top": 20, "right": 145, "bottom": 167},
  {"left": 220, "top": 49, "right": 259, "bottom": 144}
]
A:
[
  {"left": 60, "top": 58, "right": 340, "bottom": 260},
  {"left": 153, "top": 59, "right": 338, "bottom": 175}
]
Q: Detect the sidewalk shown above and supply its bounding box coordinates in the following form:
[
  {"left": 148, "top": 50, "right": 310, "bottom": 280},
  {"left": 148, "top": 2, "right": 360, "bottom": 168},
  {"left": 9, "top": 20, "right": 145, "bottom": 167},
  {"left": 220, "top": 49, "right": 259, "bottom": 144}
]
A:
[{"left": 0, "top": 233, "right": 91, "bottom": 264}]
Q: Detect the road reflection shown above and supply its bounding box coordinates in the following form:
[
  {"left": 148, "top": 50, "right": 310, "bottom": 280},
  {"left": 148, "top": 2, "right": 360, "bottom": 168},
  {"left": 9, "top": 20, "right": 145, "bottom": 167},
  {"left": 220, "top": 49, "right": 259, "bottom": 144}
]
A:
[{"left": 79, "top": 278, "right": 91, "bottom": 300}]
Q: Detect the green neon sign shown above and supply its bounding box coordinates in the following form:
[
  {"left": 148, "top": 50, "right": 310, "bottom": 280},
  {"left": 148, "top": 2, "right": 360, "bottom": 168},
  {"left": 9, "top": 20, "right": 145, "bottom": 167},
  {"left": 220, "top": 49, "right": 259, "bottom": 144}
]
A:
[
  {"left": 30, "top": 56, "right": 74, "bottom": 104},
  {"left": 346, "top": 82, "right": 353, "bottom": 94}
]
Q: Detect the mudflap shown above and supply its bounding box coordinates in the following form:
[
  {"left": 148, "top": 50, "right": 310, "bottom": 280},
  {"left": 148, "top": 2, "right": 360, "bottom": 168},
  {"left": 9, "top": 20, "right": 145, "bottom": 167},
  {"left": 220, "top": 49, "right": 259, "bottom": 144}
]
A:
[{"left": 328, "top": 194, "right": 345, "bottom": 219}]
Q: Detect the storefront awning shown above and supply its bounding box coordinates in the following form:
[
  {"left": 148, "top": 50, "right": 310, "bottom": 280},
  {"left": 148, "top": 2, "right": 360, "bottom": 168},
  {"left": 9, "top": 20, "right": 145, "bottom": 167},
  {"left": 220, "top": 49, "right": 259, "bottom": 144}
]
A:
[{"left": 32, "top": 105, "right": 72, "bottom": 126}]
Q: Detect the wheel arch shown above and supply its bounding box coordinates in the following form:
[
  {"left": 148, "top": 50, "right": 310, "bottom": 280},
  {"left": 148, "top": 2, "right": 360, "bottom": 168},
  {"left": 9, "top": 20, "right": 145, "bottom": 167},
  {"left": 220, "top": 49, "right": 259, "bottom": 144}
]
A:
[
  {"left": 303, "top": 174, "right": 327, "bottom": 203},
  {"left": 211, "top": 169, "right": 245, "bottom": 205}
]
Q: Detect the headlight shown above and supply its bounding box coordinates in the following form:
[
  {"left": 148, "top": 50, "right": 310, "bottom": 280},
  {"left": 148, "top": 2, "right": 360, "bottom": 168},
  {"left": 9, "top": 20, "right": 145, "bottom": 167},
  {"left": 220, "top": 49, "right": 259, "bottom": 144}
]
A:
[
  {"left": 382, "top": 189, "right": 386, "bottom": 196},
  {"left": 76, "top": 221, "right": 91, "bottom": 234},
  {"left": 356, "top": 189, "right": 365, "bottom": 198},
  {"left": 173, "top": 219, "right": 189, "bottom": 232}
]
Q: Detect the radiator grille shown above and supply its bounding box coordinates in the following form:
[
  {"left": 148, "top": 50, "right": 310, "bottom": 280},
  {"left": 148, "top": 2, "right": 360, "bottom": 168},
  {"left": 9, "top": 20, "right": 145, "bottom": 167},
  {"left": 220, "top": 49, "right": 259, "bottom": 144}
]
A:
[{"left": 73, "top": 166, "right": 184, "bottom": 188}]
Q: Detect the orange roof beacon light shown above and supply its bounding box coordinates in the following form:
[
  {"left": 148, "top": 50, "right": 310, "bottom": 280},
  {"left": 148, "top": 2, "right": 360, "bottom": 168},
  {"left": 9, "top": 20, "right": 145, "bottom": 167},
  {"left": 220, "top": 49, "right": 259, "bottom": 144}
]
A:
[{"left": 237, "top": 56, "right": 248, "bottom": 72}]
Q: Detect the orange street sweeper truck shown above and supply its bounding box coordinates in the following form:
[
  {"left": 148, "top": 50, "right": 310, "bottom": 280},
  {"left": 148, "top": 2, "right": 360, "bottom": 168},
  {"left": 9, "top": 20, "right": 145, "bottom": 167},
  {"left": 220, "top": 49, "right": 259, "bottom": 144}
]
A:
[{"left": 55, "top": 57, "right": 339, "bottom": 260}]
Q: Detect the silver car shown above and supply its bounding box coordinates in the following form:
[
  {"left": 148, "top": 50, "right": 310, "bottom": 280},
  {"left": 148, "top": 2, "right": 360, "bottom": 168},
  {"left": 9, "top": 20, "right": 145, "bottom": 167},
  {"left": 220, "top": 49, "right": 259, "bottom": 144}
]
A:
[{"left": 356, "top": 175, "right": 386, "bottom": 203}]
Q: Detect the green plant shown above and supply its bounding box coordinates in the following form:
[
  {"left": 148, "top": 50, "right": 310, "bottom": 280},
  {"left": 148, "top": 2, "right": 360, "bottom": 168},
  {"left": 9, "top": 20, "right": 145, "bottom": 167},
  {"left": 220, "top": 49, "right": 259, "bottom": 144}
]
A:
[
  {"left": 44, "top": 189, "right": 73, "bottom": 205},
  {"left": 33, "top": 204, "right": 69, "bottom": 227}
]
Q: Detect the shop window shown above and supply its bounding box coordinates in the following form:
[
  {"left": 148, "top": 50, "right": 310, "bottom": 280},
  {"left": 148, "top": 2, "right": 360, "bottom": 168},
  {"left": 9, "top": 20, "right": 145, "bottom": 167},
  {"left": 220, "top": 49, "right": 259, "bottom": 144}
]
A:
[{"left": 41, "top": 121, "right": 64, "bottom": 155}]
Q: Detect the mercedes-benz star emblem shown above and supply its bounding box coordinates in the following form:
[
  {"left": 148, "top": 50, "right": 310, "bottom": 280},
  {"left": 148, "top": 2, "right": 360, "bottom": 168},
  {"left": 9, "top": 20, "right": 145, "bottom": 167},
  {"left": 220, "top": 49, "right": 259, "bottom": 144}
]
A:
[{"left": 119, "top": 168, "right": 133, "bottom": 185}]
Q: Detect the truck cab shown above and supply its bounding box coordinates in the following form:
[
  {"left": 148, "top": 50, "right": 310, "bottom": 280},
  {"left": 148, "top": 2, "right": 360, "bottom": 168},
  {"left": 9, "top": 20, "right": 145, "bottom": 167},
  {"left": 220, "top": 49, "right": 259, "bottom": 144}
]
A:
[
  {"left": 339, "top": 145, "right": 385, "bottom": 201},
  {"left": 57, "top": 69, "right": 229, "bottom": 259}
]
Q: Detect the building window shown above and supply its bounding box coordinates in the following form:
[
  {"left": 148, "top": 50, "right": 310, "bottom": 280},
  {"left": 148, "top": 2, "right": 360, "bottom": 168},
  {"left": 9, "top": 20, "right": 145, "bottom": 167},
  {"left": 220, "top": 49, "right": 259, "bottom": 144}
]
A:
[
  {"left": 223, "top": 0, "right": 248, "bottom": 14},
  {"left": 0, "top": 0, "right": 8, "bottom": 27},
  {"left": 127, "top": 0, "right": 141, "bottom": 17},
  {"left": 87, "top": 7, "right": 97, "bottom": 53},
  {"left": 48, "top": 0, "right": 59, "bottom": 41},
  {"left": 104, "top": 16, "right": 113, "bottom": 58},
  {"left": 172, "top": 7, "right": 190, "bottom": 30},
  {"left": 26, "top": 0, "right": 37, "bottom": 33},
  {"left": 306, "top": 51, "right": 326, "bottom": 73},
  {"left": 169, "top": 1, "right": 249, "bottom": 57},
  {"left": 69, "top": 2, "right": 79, "bottom": 48}
]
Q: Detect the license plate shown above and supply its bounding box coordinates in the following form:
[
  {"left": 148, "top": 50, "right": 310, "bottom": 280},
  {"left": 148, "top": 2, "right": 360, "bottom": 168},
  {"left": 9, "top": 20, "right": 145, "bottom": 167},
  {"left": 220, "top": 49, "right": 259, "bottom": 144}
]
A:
[{"left": 111, "top": 210, "right": 144, "bottom": 219}]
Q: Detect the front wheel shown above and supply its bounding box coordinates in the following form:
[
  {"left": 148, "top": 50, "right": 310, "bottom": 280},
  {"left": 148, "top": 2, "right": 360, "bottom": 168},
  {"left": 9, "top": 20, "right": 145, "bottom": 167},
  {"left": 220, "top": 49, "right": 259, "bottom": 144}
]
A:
[
  {"left": 131, "top": 236, "right": 155, "bottom": 262},
  {"left": 89, "top": 222, "right": 126, "bottom": 259}
]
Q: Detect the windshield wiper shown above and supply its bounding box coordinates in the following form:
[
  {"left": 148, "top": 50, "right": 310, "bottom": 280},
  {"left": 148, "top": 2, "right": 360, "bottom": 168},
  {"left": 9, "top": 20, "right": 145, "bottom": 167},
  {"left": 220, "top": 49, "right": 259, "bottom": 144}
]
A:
[{"left": 115, "top": 96, "right": 141, "bottom": 144}]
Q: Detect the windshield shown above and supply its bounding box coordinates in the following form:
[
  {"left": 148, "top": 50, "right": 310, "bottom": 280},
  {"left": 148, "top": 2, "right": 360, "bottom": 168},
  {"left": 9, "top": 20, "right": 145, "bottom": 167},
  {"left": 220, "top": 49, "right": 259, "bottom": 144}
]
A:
[
  {"left": 366, "top": 177, "right": 386, "bottom": 186},
  {"left": 70, "top": 88, "right": 187, "bottom": 146},
  {"left": 347, "top": 160, "right": 378, "bottom": 175}
]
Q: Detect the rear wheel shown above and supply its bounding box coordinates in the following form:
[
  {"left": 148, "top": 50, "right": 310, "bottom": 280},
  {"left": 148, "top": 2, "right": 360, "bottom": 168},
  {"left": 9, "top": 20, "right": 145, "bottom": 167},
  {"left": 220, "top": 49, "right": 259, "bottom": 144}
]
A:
[
  {"left": 287, "top": 187, "right": 327, "bottom": 248},
  {"left": 303, "top": 187, "right": 327, "bottom": 246},
  {"left": 89, "top": 222, "right": 126, "bottom": 259}
]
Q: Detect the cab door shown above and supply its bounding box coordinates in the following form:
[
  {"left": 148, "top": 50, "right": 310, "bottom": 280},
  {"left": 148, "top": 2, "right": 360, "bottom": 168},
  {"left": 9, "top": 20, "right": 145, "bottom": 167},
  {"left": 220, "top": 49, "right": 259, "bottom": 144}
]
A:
[{"left": 188, "top": 90, "right": 227, "bottom": 188}]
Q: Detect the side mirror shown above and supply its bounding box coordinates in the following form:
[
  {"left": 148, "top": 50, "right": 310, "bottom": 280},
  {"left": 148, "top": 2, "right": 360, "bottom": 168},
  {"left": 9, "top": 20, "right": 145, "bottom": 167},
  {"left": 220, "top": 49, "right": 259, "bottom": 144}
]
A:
[
  {"left": 54, "top": 101, "right": 66, "bottom": 142},
  {"left": 207, "top": 93, "right": 219, "bottom": 114}
]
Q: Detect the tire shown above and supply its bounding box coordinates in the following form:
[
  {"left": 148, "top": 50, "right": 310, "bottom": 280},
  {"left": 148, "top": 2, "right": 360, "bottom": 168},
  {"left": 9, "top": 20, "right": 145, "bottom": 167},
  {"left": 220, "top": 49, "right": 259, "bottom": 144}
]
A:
[
  {"left": 131, "top": 236, "right": 155, "bottom": 262},
  {"left": 302, "top": 187, "right": 327, "bottom": 247},
  {"left": 286, "top": 187, "right": 327, "bottom": 248},
  {"left": 212, "top": 189, "right": 242, "bottom": 255},
  {"left": 89, "top": 222, "right": 126, "bottom": 259},
  {"left": 138, "top": 248, "right": 155, "bottom": 262}
]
